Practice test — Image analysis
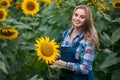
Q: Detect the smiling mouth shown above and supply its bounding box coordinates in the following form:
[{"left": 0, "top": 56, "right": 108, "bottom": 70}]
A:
[
  {"left": 74, "top": 20, "right": 80, "bottom": 23},
  {"left": 75, "top": 21, "right": 80, "bottom": 24}
]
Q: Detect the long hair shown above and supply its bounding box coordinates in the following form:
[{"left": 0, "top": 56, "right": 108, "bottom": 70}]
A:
[{"left": 72, "top": 5, "right": 99, "bottom": 51}]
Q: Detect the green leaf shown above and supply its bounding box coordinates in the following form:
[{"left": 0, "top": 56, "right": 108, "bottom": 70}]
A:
[
  {"left": 78, "top": 0, "right": 88, "bottom": 3},
  {"left": 0, "top": 61, "right": 8, "bottom": 74},
  {"left": 95, "top": 2, "right": 105, "bottom": 9},
  {"left": 103, "top": 48, "right": 112, "bottom": 54},
  {"left": 41, "top": 3, "right": 55, "bottom": 14},
  {"left": 22, "top": 32, "right": 35, "bottom": 40},
  {"left": 5, "top": 16, "right": 17, "bottom": 23},
  {"left": 15, "top": 22, "right": 32, "bottom": 30},
  {"left": 112, "top": 68, "right": 120, "bottom": 80},
  {"left": 94, "top": 21, "right": 105, "bottom": 33},
  {"left": 5, "top": 51, "right": 15, "bottom": 62},
  {"left": 29, "top": 22, "right": 39, "bottom": 27},
  {"left": 111, "top": 28, "right": 120, "bottom": 44},
  {"left": 65, "top": 1, "right": 76, "bottom": 7},
  {"left": 29, "top": 74, "right": 44, "bottom": 80},
  {"left": 29, "top": 74, "right": 38, "bottom": 80},
  {"left": 108, "top": 0, "right": 115, "bottom": 3},
  {"left": 112, "top": 17, "right": 120, "bottom": 23},
  {"left": 102, "top": 13, "right": 111, "bottom": 22},
  {"left": 100, "top": 53, "right": 120, "bottom": 69},
  {"left": 100, "top": 32, "right": 111, "bottom": 47},
  {"left": 44, "top": 27, "right": 61, "bottom": 40},
  {"left": 20, "top": 16, "right": 32, "bottom": 21},
  {"left": 59, "top": 12, "right": 70, "bottom": 26},
  {"left": 0, "top": 70, "right": 7, "bottom": 80},
  {"left": 0, "top": 52, "right": 8, "bottom": 68},
  {"left": 0, "top": 52, "right": 6, "bottom": 61},
  {"left": 34, "top": 60, "right": 47, "bottom": 72}
]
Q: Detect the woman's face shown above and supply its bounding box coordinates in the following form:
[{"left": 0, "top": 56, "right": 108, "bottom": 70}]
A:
[{"left": 72, "top": 8, "right": 86, "bottom": 28}]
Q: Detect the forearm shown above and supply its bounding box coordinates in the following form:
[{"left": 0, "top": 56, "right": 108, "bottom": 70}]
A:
[{"left": 66, "top": 62, "right": 91, "bottom": 74}]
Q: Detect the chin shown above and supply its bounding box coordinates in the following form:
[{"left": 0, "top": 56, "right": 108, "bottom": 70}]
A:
[
  {"left": 72, "top": 23, "right": 82, "bottom": 27},
  {"left": 74, "top": 25, "right": 82, "bottom": 27}
]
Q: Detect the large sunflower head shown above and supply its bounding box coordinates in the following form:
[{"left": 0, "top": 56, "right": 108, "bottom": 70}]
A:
[
  {"left": 0, "top": 0, "right": 11, "bottom": 8},
  {"left": 35, "top": 36, "right": 60, "bottom": 64},
  {"left": 21, "top": 0, "right": 39, "bottom": 16},
  {"left": 112, "top": 1, "right": 120, "bottom": 9},
  {"left": 0, "top": 8, "right": 7, "bottom": 22},
  {"left": 0, "top": 27, "right": 19, "bottom": 40}
]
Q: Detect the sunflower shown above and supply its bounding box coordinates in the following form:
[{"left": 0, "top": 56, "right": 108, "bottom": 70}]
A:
[
  {"left": 96, "top": 0, "right": 103, "bottom": 3},
  {"left": 97, "top": 7, "right": 104, "bottom": 12},
  {"left": 35, "top": 36, "right": 60, "bottom": 64},
  {"left": 92, "top": 0, "right": 96, "bottom": 3},
  {"left": 15, "top": 2, "right": 21, "bottom": 10},
  {"left": 9, "top": 0, "right": 17, "bottom": 3},
  {"left": 87, "top": 2, "right": 92, "bottom": 6},
  {"left": 112, "top": 1, "right": 120, "bottom": 9},
  {"left": 0, "top": 8, "right": 7, "bottom": 22},
  {"left": 105, "top": 6, "right": 110, "bottom": 11},
  {"left": 0, "top": 0, "right": 11, "bottom": 8},
  {"left": 0, "top": 28, "right": 19, "bottom": 40},
  {"left": 42, "top": 0, "right": 51, "bottom": 5},
  {"left": 21, "top": 0, "right": 39, "bottom": 16},
  {"left": 55, "top": 0, "right": 64, "bottom": 3}
]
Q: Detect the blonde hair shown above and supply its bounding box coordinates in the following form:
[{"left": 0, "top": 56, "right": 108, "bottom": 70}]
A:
[{"left": 73, "top": 5, "right": 99, "bottom": 51}]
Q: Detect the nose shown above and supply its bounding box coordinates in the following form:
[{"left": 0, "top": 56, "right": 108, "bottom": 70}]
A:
[{"left": 76, "top": 17, "right": 80, "bottom": 21}]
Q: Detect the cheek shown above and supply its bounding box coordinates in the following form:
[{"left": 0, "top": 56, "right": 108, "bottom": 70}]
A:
[
  {"left": 72, "top": 16, "right": 77, "bottom": 23},
  {"left": 82, "top": 19, "right": 86, "bottom": 23},
  {"left": 82, "top": 19, "right": 86, "bottom": 25}
]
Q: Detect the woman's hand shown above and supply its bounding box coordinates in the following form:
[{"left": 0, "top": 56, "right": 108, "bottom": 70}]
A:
[{"left": 53, "top": 60, "right": 67, "bottom": 67}]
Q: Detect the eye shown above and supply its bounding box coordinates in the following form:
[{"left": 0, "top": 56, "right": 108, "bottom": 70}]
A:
[
  {"left": 74, "top": 13, "right": 78, "bottom": 17},
  {"left": 80, "top": 15, "right": 86, "bottom": 19}
]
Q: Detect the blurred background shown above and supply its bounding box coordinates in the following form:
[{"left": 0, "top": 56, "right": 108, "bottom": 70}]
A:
[{"left": 0, "top": 0, "right": 120, "bottom": 80}]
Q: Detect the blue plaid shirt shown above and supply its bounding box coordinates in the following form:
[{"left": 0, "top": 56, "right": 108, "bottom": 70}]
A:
[{"left": 61, "top": 29, "right": 95, "bottom": 74}]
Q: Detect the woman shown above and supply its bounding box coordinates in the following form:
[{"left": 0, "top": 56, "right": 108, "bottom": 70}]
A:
[{"left": 54, "top": 5, "right": 99, "bottom": 80}]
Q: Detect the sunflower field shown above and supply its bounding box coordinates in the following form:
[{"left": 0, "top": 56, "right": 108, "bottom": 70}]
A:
[{"left": 0, "top": 0, "right": 120, "bottom": 80}]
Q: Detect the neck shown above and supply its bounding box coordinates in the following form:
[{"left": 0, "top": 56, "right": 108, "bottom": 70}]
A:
[{"left": 73, "top": 27, "right": 82, "bottom": 34}]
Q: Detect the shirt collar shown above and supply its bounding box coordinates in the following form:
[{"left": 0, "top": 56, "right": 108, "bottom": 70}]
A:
[{"left": 68, "top": 28, "right": 84, "bottom": 39}]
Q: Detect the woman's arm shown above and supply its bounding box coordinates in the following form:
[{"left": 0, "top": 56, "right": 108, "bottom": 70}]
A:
[{"left": 66, "top": 42, "right": 95, "bottom": 74}]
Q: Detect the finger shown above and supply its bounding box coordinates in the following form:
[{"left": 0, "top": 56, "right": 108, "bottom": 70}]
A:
[{"left": 50, "top": 65, "right": 58, "bottom": 69}]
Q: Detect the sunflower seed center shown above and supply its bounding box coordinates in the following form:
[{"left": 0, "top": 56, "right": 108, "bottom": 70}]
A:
[
  {"left": 26, "top": 1, "right": 35, "bottom": 11},
  {"left": 41, "top": 43, "right": 54, "bottom": 57},
  {"left": 0, "top": 29, "right": 14, "bottom": 36},
  {"left": 1, "top": 1, "right": 7, "bottom": 6},
  {"left": 115, "top": 2, "right": 120, "bottom": 7}
]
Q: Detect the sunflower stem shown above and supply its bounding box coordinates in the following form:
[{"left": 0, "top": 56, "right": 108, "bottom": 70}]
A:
[
  {"left": 25, "top": 15, "right": 28, "bottom": 24},
  {"left": 48, "top": 67, "right": 52, "bottom": 80},
  {"left": 32, "top": 16, "right": 35, "bottom": 32}
]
